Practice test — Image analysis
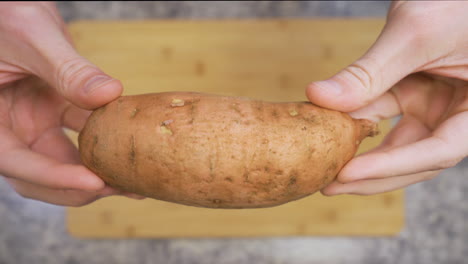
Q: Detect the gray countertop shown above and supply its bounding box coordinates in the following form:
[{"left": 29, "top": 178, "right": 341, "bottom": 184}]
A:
[{"left": 0, "top": 2, "right": 466, "bottom": 264}]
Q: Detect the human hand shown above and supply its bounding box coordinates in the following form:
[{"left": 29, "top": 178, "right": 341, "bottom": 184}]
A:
[
  {"left": 0, "top": 2, "right": 143, "bottom": 205},
  {"left": 306, "top": 1, "right": 468, "bottom": 195}
]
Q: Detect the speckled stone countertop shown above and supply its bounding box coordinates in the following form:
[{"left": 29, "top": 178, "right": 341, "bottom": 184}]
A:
[{"left": 0, "top": 2, "right": 466, "bottom": 264}]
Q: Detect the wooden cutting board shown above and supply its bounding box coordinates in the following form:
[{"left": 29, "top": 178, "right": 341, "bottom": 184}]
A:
[{"left": 66, "top": 19, "right": 404, "bottom": 238}]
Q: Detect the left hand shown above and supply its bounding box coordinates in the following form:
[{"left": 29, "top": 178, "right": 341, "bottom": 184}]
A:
[{"left": 0, "top": 2, "right": 144, "bottom": 205}]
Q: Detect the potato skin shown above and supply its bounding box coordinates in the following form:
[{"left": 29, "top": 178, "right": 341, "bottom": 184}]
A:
[{"left": 79, "top": 92, "right": 377, "bottom": 208}]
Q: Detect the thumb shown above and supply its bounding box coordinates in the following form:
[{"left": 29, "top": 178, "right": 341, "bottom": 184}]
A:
[
  {"left": 306, "top": 21, "right": 423, "bottom": 112},
  {"left": 40, "top": 45, "right": 123, "bottom": 110},
  {"left": 23, "top": 23, "right": 122, "bottom": 110},
  {"left": 0, "top": 3, "right": 122, "bottom": 110}
]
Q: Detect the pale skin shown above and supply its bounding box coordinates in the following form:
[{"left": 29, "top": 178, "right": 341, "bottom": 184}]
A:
[
  {"left": 0, "top": 2, "right": 466, "bottom": 205},
  {"left": 0, "top": 2, "right": 144, "bottom": 206},
  {"left": 307, "top": 1, "right": 468, "bottom": 195}
]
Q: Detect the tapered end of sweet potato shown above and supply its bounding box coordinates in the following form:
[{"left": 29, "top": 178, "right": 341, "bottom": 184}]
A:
[{"left": 356, "top": 119, "right": 379, "bottom": 141}]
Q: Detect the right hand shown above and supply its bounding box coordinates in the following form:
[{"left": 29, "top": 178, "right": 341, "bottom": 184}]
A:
[
  {"left": 0, "top": 2, "right": 144, "bottom": 206},
  {"left": 306, "top": 1, "right": 468, "bottom": 195}
]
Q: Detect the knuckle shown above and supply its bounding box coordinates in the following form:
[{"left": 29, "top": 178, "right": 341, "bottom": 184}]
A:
[
  {"left": 343, "top": 58, "right": 379, "bottom": 102},
  {"left": 0, "top": 4, "right": 43, "bottom": 32},
  {"left": 55, "top": 57, "right": 99, "bottom": 94},
  {"left": 396, "top": 8, "right": 437, "bottom": 45},
  {"left": 1, "top": 4, "right": 41, "bottom": 19}
]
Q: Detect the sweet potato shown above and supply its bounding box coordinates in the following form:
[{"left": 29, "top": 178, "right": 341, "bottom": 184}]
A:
[{"left": 79, "top": 92, "right": 378, "bottom": 208}]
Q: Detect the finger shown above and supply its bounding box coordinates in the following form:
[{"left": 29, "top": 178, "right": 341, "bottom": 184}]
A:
[
  {"left": 38, "top": 2, "right": 76, "bottom": 46},
  {"left": 0, "top": 127, "right": 104, "bottom": 191},
  {"left": 368, "top": 115, "right": 431, "bottom": 154},
  {"left": 338, "top": 115, "right": 432, "bottom": 183},
  {"left": 4, "top": 176, "right": 120, "bottom": 206},
  {"left": 2, "top": 4, "right": 123, "bottom": 109},
  {"left": 321, "top": 170, "right": 439, "bottom": 196},
  {"left": 30, "top": 127, "right": 81, "bottom": 164},
  {"left": 0, "top": 72, "right": 28, "bottom": 86},
  {"left": 340, "top": 115, "right": 428, "bottom": 174},
  {"left": 342, "top": 113, "right": 431, "bottom": 175},
  {"left": 348, "top": 90, "right": 401, "bottom": 122},
  {"left": 61, "top": 103, "right": 91, "bottom": 132},
  {"left": 40, "top": 48, "right": 123, "bottom": 110},
  {"left": 338, "top": 112, "right": 468, "bottom": 182},
  {"left": 306, "top": 14, "right": 428, "bottom": 112}
]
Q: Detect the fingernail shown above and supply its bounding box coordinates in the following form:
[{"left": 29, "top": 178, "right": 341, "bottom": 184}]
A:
[
  {"left": 313, "top": 79, "right": 343, "bottom": 96},
  {"left": 84, "top": 75, "right": 113, "bottom": 94}
]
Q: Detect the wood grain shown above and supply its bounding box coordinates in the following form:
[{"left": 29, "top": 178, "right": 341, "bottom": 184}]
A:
[{"left": 66, "top": 19, "right": 404, "bottom": 238}]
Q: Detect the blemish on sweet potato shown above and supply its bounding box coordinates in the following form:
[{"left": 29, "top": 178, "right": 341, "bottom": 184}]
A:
[
  {"left": 209, "top": 159, "right": 214, "bottom": 179},
  {"left": 260, "top": 178, "right": 278, "bottom": 193},
  {"left": 230, "top": 103, "right": 243, "bottom": 116},
  {"left": 271, "top": 109, "right": 279, "bottom": 119},
  {"left": 162, "top": 119, "right": 174, "bottom": 126},
  {"left": 303, "top": 115, "right": 317, "bottom": 124},
  {"left": 328, "top": 161, "right": 338, "bottom": 172},
  {"left": 288, "top": 176, "right": 297, "bottom": 186},
  {"left": 225, "top": 177, "right": 233, "bottom": 182},
  {"left": 90, "top": 135, "right": 102, "bottom": 169},
  {"left": 188, "top": 99, "right": 200, "bottom": 124},
  {"left": 288, "top": 170, "right": 299, "bottom": 187},
  {"left": 289, "top": 109, "right": 298, "bottom": 116},
  {"left": 160, "top": 125, "right": 173, "bottom": 135},
  {"left": 129, "top": 135, "right": 136, "bottom": 169},
  {"left": 254, "top": 102, "right": 263, "bottom": 112},
  {"left": 254, "top": 102, "right": 265, "bottom": 122},
  {"left": 243, "top": 171, "right": 250, "bottom": 183},
  {"left": 171, "top": 99, "right": 185, "bottom": 107},
  {"left": 130, "top": 108, "right": 139, "bottom": 118}
]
